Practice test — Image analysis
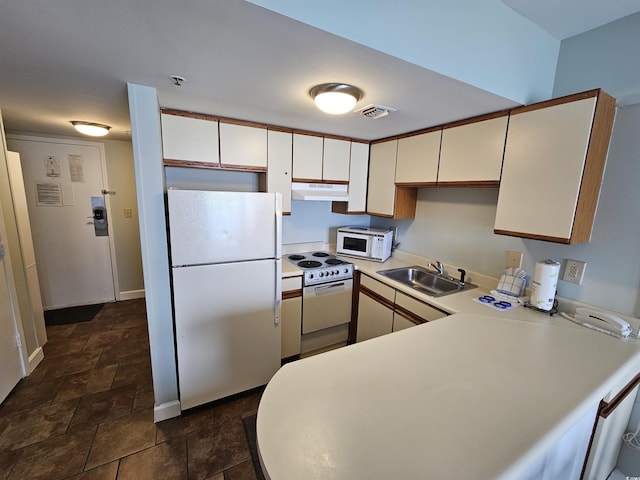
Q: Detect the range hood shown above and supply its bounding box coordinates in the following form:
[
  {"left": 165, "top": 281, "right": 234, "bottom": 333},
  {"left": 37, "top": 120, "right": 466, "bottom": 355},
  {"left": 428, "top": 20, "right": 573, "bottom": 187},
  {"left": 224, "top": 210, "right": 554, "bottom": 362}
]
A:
[{"left": 291, "top": 182, "right": 349, "bottom": 202}]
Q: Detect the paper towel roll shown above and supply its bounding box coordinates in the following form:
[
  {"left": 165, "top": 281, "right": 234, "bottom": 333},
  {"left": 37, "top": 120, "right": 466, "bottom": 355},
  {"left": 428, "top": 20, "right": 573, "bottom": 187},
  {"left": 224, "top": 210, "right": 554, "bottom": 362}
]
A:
[{"left": 530, "top": 259, "right": 560, "bottom": 311}]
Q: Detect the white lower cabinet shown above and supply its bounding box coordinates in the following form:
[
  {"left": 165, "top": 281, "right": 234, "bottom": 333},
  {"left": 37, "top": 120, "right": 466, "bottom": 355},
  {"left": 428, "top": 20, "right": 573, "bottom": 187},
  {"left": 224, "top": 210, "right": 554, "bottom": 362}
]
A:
[
  {"left": 392, "top": 313, "right": 415, "bottom": 332},
  {"left": 357, "top": 292, "right": 394, "bottom": 342},
  {"left": 356, "top": 273, "right": 448, "bottom": 342},
  {"left": 281, "top": 276, "right": 302, "bottom": 359}
]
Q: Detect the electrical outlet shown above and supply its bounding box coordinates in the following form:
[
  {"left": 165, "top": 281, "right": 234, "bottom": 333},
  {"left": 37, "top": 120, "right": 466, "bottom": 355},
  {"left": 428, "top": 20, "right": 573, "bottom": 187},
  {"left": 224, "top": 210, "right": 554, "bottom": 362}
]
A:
[
  {"left": 562, "top": 259, "right": 586, "bottom": 285},
  {"left": 506, "top": 250, "right": 523, "bottom": 269},
  {"left": 124, "top": 208, "right": 132, "bottom": 218}
]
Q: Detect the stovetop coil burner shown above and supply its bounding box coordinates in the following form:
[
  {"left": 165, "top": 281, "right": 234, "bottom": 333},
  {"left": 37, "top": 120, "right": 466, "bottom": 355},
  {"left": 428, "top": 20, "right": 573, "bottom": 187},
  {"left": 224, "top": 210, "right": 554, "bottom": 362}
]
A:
[{"left": 298, "top": 260, "right": 323, "bottom": 269}]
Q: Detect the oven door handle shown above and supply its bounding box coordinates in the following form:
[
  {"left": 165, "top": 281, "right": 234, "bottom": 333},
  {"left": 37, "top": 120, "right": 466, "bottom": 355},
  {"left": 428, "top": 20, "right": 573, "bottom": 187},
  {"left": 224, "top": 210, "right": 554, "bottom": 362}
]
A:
[{"left": 314, "top": 282, "right": 346, "bottom": 295}]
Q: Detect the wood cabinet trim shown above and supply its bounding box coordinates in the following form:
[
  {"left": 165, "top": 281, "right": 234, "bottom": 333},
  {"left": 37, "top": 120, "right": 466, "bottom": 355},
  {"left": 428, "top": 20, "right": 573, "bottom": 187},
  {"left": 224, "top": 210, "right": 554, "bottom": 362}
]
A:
[
  {"left": 219, "top": 163, "right": 267, "bottom": 173},
  {"left": 393, "top": 305, "right": 425, "bottom": 325},
  {"left": 395, "top": 181, "right": 437, "bottom": 188},
  {"left": 509, "top": 89, "right": 600, "bottom": 116},
  {"left": 359, "top": 284, "right": 396, "bottom": 311},
  {"left": 292, "top": 178, "right": 349, "bottom": 185},
  {"left": 392, "top": 187, "right": 418, "bottom": 219},
  {"left": 441, "top": 110, "right": 511, "bottom": 130},
  {"left": 599, "top": 372, "right": 640, "bottom": 419},
  {"left": 164, "top": 159, "right": 220, "bottom": 169},
  {"left": 282, "top": 289, "right": 303, "bottom": 300},
  {"left": 161, "top": 108, "right": 369, "bottom": 143},
  {"left": 569, "top": 90, "right": 616, "bottom": 244},
  {"left": 493, "top": 228, "right": 572, "bottom": 244},
  {"left": 436, "top": 180, "right": 500, "bottom": 188}
]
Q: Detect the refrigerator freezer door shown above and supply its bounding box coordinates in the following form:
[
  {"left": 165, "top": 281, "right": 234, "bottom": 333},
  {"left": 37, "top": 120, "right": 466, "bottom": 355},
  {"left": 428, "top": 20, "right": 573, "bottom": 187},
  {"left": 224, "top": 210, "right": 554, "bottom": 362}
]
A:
[
  {"left": 173, "top": 259, "right": 281, "bottom": 409},
  {"left": 168, "top": 189, "right": 280, "bottom": 267}
]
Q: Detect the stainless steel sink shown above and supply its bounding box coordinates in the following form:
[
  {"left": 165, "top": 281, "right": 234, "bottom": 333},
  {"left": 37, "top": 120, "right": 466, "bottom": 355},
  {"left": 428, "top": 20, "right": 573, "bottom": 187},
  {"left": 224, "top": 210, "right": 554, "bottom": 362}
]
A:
[{"left": 376, "top": 266, "right": 476, "bottom": 297}]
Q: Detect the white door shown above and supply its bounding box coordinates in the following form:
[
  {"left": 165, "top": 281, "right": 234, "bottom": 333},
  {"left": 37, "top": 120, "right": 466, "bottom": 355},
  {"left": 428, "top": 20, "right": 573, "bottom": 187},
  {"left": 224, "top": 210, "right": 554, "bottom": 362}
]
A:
[
  {"left": 0, "top": 233, "right": 23, "bottom": 402},
  {"left": 7, "top": 137, "right": 116, "bottom": 309}
]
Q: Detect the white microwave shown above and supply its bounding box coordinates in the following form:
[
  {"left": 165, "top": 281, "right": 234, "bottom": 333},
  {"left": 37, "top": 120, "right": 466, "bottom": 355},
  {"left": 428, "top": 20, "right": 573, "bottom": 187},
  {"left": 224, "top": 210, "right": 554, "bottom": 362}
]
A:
[{"left": 337, "top": 226, "right": 393, "bottom": 262}]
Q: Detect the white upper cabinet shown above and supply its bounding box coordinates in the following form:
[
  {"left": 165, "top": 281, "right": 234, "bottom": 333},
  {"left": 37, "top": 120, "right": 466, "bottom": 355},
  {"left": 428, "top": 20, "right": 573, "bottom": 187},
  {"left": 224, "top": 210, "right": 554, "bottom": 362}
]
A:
[
  {"left": 161, "top": 113, "right": 219, "bottom": 165},
  {"left": 219, "top": 122, "right": 267, "bottom": 169},
  {"left": 395, "top": 130, "right": 441, "bottom": 185},
  {"left": 292, "top": 133, "right": 323, "bottom": 180},
  {"left": 438, "top": 114, "right": 508, "bottom": 185},
  {"left": 367, "top": 140, "right": 417, "bottom": 219},
  {"left": 322, "top": 138, "right": 350, "bottom": 182},
  {"left": 494, "top": 90, "right": 615, "bottom": 244},
  {"left": 367, "top": 140, "right": 398, "bottom": 217},
  {"left": 267, "top": 130, "right": 293, "bottom": 214},
  {"left": 346, "top": 142, "right": 368, "bottom": 213}
]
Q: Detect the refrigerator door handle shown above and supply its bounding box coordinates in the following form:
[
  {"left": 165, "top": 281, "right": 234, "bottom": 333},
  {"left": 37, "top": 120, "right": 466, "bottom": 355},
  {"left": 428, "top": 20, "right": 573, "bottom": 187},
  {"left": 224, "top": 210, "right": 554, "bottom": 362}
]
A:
[
  {"left": 274, "top": 193, "right": 282, "bottom": 259},
  {"left": 274, "top": 259, "right": 282, "bottom": 325}
]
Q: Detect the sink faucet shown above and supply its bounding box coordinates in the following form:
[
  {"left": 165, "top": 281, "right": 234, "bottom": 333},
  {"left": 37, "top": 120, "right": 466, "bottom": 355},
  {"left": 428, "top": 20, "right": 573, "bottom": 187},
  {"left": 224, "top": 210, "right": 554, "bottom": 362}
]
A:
[{"left": 428, "top": 261, "right": 445, "bottom": 275}]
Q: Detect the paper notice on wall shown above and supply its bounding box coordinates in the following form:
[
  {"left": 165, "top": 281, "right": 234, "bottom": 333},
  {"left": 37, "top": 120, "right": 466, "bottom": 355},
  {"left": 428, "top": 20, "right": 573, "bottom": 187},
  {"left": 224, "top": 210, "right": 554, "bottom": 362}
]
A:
[
  {"left": 44, "top": 155, "right": 60, "bottom": 177},
  {"left": 68, "top": 154, "right": 84, "bottom": 182},
  {"left": 35, "top": 181, "right": 63, "bottom": 206}
]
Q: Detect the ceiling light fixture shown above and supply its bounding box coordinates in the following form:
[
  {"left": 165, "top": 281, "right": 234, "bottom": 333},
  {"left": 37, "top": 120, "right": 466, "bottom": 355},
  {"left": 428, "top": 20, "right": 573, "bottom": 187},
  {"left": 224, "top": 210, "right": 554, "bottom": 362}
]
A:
[
  {"left": 71, "top": 121, "right": 111, "bottom": 137},
  {"left": 309, "top": 83, "right": 363, "bottom": 115}
]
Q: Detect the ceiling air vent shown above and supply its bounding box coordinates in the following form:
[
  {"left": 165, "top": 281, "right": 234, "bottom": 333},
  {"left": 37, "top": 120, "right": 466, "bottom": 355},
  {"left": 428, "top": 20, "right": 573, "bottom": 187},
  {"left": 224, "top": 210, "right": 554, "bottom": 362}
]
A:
[{"left": 354, "top": 104, "right": 397, "bottom": 119}]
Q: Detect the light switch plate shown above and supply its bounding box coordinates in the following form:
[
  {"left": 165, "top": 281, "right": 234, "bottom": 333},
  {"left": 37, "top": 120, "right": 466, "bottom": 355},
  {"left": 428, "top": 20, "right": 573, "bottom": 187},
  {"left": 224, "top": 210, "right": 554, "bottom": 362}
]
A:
[{"left": 563, "top": 259, "right": 586, "bottom": 285}]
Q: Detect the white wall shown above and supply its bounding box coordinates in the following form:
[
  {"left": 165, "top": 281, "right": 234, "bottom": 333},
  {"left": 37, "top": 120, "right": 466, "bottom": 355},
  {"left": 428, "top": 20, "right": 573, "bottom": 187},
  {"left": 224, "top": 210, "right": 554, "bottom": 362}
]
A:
[
  {"left": 283, "top": 200, "right": 369, "bottom": 245},
  {"left": 249, "top": 0, "right": 559, "bottom": 104},
  {"left": 554, "top": 12, "right": 640, "bottom": 106}
]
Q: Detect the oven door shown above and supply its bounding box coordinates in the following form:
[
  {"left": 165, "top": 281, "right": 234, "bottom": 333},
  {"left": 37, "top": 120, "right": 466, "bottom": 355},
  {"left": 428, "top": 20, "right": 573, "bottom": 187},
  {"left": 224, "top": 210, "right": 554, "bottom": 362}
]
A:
[{"left": 302, "top": 279, "right": 353, "bottom": 334}]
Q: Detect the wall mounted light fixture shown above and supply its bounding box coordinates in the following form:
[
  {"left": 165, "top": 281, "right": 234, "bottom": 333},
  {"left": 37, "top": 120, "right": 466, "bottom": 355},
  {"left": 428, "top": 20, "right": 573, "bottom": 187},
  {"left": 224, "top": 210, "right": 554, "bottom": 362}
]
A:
[
  {"left": 71, "top": 121, "right": 111, "bottom": 137},
  {"left": 309, "top": 83, "right": 363, "bottom": 115}
]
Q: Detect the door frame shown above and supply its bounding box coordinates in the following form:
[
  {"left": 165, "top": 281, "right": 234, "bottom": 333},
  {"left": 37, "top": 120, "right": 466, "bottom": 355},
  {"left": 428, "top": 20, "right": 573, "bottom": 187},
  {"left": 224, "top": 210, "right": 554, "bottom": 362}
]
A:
[{"left": 6, "top": 134, "right": 120, "bottom": 303}]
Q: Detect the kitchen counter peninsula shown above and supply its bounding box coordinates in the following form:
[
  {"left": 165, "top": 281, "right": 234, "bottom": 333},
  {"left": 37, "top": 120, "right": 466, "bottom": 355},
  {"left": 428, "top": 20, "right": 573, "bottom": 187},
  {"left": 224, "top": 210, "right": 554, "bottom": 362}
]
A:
[{"left": 257, "top": 312, "right": 640, "bottom": 479}]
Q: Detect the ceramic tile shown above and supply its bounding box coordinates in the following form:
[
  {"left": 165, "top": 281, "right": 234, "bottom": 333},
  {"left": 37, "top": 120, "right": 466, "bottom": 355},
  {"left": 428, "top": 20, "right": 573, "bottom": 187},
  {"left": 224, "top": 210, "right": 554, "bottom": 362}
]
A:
[
  {"left": 0, "top": 399, "right": 79, "bottom": 451},
  {"left": 69, "top": 461, "right": 118, "bottom": 480},
  {"left": 96, "top": 340, "right": 150, "bottom": 367},
  {"left": 117, "top": 439, "right": 188, "bottom": 479},
  {"left": 43, "top": 334, "right": 90, "bottom": 357},
  {"left": 186, "top": 416, "right": 251, "bottom": 480},
  {"left": 0, "top": 376, "right": 64, "bottom": 416},
  {"left": 82, "top": 329, "right": 129, "bottom": 351},
  {"left": 29, "top": 350, "right": 102, "bottom": 380},
  {"left": 156, "top": 407, "right": 213, "bottom": 443},
  {"left": 133, "top": 388, "right": 155, "bottom": 413},
  {"left": 223, "top": 459, "right": 258, "bottom": 480},
  {"left": 85, "top": 409, "right": 156, "bottom": 470},
  {"left": 54, "top": 364, "right": 118, "bottom": 403},
  {"left": 7, "top": 426, "right": 95, "bottom": 480},
  {"left": 111, "top": 361, "right": 153, "bottom": 390},
  {"left": 68, "top": 384, "right": 136, "bottom": 431},
  {"left": 0, "top": 449, "right": 23, "bottom": 480}
]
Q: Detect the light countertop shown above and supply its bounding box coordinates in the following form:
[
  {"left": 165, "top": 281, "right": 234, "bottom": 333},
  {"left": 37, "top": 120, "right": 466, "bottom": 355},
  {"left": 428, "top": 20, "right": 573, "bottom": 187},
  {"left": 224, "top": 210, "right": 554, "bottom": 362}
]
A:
[{"left": 258, "top": 312, "right": 640, "bottom": 479}]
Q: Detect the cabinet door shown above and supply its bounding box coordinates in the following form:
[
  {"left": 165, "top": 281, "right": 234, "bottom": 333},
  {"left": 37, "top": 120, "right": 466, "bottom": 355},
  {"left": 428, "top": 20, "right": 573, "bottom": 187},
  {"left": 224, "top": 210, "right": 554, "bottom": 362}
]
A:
[
  {"left": 219, "top": 122, "right": 267, "bottom": 169},
  {"left": 346, "top": 142, "right": 369, "bottom": 213},
  {"left": 281, "top": 295, "right": 302, "bottom": 358},
  {"left": 323, "top": 138, "right": 350, "bottom": 182},
  {"left": 367, "top": 140, "right": 398, "bottom": 216},
  {"left": 495, "top": 96, "right": 599, "bottom": 243},
  {"left": 292, "top": 133, "right": 323, "bottom": 181},
  {"left": 161, "top": 113, "right": 219, "bottom": 165},
  {"left": 356, "top": 292, "right": 394, "bottom": 342},
  {"left": 267, "top": 130, "right": 292, "bottom": 214},
  {"left": 395, "top": 291, "right": 447, "bottom": 322},
  {"left": 392, "top": 313, "right": 416, "bottom": 332},
  {"left": 395, "top": 130, "right": 441, "bottom": 185},
  {"left": 438, "top": 115, "right": 508, "bottom": 185}
]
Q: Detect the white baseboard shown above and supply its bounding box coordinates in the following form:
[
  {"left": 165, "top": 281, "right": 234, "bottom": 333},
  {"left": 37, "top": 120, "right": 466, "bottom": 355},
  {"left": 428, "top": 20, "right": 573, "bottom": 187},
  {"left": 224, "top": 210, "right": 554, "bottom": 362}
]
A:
[
  {"left": 153, "top": 400, "right": 181, "bottom": 422},
  {"left": 28, "top": 346, "right": 44, "bottom": 374},
  {"left": 119, "top": 289, "right": 145, "bottom": 301}
]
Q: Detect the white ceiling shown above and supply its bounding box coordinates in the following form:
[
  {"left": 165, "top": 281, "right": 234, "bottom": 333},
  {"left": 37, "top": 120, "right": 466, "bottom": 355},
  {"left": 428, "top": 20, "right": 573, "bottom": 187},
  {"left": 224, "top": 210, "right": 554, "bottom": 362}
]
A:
[{"left": 0, "top": 1, "right": 638, "bottom": 142}]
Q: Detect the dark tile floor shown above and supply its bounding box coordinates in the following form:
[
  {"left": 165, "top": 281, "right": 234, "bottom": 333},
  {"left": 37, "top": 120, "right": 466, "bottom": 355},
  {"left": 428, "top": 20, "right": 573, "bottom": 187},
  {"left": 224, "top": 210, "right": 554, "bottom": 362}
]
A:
[{"left": 0, "top": 299, "right": 263, "bottom": 480}]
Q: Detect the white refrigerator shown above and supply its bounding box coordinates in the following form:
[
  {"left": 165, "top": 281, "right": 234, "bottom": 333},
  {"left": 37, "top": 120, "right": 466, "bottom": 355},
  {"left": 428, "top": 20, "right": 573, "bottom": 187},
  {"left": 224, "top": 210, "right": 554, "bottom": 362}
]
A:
[{"left": 167, "top": 189, "right": 282, "bottom": 410}]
